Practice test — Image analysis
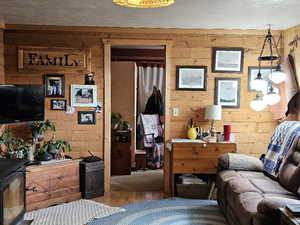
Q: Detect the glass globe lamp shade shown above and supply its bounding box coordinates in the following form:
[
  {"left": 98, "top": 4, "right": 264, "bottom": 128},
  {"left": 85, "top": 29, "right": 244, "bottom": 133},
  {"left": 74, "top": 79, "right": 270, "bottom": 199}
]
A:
[
  {"left": 251, "top": 77, "right": 268, "bottom": 92},
  {"left": 270, "top": 69, "right": 286, "bottom": 84},
  {"left": 263, "top": 87, "right": 281, "bottom": 105},
  {"left": 250, "top": 94, "right": 267, "bottom": 112}
]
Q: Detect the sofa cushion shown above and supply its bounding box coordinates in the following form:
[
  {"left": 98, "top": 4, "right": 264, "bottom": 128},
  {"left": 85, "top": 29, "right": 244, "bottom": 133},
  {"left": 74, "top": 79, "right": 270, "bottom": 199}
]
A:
[{"left": 248, "top": 178, "right": 293, "bottom": 195}]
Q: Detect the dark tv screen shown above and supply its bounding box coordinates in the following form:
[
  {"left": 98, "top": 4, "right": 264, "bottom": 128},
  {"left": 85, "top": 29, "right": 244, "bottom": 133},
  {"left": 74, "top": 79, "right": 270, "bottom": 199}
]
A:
[{"left": 0, "top": 85, "right": 45, "bottom": 124}]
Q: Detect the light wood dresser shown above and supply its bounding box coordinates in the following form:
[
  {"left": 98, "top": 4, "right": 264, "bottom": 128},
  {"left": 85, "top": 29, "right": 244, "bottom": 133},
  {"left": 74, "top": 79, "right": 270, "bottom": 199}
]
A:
[
  {"left": 25, "top": 160, "right": 81, "bottom": 211},
  {"left": 170, "top": 142, "right": 237, "bottom": 195}
]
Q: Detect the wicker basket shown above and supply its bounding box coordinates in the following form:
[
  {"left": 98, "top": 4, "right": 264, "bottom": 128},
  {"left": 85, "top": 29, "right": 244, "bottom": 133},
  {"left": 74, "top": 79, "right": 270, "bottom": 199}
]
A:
[{"left": 176, "top": 183, "right": 213, "bottom": 199}]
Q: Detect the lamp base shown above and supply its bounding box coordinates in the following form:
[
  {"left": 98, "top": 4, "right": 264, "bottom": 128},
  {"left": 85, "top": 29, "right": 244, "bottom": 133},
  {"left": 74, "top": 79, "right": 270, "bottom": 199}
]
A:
[{"left": 209, "top": 120, "right": 216, "bottom": 137}]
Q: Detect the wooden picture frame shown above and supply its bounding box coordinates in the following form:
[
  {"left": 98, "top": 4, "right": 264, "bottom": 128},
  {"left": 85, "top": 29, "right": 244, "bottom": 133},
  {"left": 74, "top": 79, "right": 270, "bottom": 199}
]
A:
[
  {"left": 44, "top": 74, "right": 65, "bottom": 98},
  {"left": 70, "top": 85, "right": 97, "bottom": 107},
  {"left": 215, "top": 78, "right": 241, "bottom": 108},
  {"left": 212, "top": 47, "right": 244, "bottom": 73},
  {"left": 248, "top": 66, "right": 276, "bottom": 92},
  {"left": 50, "top": 99, "right": 67, "bottom": 111},
  {"left": 176, "top": 66, "right": 207, "bottom": 91},
  {"left": 78, "top": 111, "right": 96, "bottom": 125}
]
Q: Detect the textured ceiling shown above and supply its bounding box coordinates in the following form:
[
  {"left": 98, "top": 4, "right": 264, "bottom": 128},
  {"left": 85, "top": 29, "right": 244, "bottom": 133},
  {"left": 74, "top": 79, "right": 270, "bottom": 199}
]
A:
[{"left": 0, "top": 0, "right": 299, "bottom": 30}]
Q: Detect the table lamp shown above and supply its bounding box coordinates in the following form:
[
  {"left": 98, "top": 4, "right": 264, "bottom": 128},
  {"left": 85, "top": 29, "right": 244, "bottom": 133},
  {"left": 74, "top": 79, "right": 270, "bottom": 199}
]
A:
[{"left": 204, "top": 105, "right": 222, "bottom": 136}]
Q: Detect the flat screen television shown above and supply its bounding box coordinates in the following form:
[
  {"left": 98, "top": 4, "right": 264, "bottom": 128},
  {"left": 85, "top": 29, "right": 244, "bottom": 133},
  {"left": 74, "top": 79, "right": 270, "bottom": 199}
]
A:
[{"left": 0, "top": 84, "right": 45, "bottom": 124}]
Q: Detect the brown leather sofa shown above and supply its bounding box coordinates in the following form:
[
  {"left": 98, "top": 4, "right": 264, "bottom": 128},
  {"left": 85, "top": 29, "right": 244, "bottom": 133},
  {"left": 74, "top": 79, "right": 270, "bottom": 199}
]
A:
[{"left": 216, "top": 137, "right": 300, "bottom": 225}]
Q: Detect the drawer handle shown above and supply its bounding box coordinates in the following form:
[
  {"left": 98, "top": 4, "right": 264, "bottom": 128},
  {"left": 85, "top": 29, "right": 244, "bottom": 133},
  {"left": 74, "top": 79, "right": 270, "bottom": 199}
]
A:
[{"left": 203, "top": 143, "right": 207, "bottom": 148}]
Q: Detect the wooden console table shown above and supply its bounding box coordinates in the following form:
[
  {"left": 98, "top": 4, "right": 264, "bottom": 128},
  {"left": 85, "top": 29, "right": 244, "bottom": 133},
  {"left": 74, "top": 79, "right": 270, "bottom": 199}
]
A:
[
  {"left": 170, "top": 142, "right": 237, "bottom": 196},
  {"left": 26, "top": 160, "right": 81, "bottom": 211}
]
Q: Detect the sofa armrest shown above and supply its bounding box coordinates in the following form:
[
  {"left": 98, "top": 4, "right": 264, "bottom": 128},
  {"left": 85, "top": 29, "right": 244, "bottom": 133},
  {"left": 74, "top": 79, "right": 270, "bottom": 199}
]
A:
[
  {"left": 257, "top": 197, "right": 300, "bottom": 218},
  {"left": 218, "top": 153, "right": 263, "bottom": 172}
]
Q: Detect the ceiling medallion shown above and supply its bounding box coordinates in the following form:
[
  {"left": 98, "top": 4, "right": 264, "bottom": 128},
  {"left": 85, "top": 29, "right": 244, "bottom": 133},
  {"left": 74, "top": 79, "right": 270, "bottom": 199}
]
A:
[{"left": 113, "top": 0, "right": 175, "bottom": 8}]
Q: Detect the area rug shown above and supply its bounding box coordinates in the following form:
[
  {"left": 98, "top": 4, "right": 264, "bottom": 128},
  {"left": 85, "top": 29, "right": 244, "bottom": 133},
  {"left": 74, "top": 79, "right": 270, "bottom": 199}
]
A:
[
  {"left": 88, "top": 198, "right": 227, "bottom": 225},
  {"left": 24, "top": 199, "right": 125, "bottom": 225}
]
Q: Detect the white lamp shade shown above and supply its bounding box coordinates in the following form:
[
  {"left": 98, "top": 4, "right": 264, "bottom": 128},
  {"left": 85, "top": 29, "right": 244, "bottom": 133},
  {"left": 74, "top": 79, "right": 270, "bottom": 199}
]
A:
[
  {"left": 205, "top": 105, "right": 222, "bottom": 120},
  {"left": 269, "top": 71, "right": 287, "bottom": 84},
  {"left": 251, "top": 79, "right": 268, "bottom": 92},
  {"left": 263, "top": 92, "right": 281, "bottom": 105},
  {"left": 250, "top": 95, "right": 267, "bottom": 112}
]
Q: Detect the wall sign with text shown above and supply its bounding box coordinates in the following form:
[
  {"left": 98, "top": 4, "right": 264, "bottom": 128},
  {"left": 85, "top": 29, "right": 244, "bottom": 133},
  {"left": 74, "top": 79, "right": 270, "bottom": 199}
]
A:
[{"left": 18, "top": 47, "right": 91, "bottom": 71}]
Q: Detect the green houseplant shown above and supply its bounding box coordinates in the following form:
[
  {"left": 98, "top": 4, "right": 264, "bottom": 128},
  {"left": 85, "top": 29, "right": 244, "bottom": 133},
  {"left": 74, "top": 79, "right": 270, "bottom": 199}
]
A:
[
  {"left": 29, "top": 120, "right": 56, "bottom": 141},
  {"left": 35, "top": 138, "right": 72, "bottom": 161},
  {"left": 0, "top": 128, "right": 30, "bottom": 159},
  {"left": 111, "top": 112, "right": 130, "bottom": 130}
]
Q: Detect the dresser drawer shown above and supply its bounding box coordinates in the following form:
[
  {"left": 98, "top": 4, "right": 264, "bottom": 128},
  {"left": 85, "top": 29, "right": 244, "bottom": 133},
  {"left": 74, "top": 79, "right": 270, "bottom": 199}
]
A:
[
  {"left": 173, "top": 159, "right": 218, "bottom": 174},
  {"left": 173, "top": 143, "right": 236, "bottom": 160}
]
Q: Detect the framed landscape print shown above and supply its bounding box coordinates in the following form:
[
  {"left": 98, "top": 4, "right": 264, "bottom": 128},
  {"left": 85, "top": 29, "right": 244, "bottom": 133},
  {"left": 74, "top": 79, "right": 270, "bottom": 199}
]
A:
[
  {"left": 176, "top": 66, "right": 207, "bottom": 91},
  {"left": 71, "top": 85, "right": 97, "bottom": 107},
  {"left": 212, "top": 48, "right": 244, "bottom": 73},
  {"left": 248, "top": 66, "right": 276, "bottom": 92},
  {"left": 44, "top": 74, "right": 65, "bottom": 97},
  {"left": 51, "top": 99, "right": 67, "bottom": 110},
  {"left": 214, "top": 78, "right": 241, "bottom": 108},
  {"left": 78, "top": 111, "right": 96, "bottom": 125}
]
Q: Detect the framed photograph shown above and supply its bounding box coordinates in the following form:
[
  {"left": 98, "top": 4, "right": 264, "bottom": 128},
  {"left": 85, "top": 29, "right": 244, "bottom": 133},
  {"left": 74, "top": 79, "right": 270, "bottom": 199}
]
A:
[
  {"left": 212, "top": 47, "right": 244, "bottom": 73},
  {"left": 176, "top": 66, "right": 207, "bottom": 90},
  {"left": 215, "top": 78, "right": 241, "bottom": 108},
  {"left": 248, "top": 66, "right": 276, "bottom": 92},
  {"left": 51, "top": 99, "right": 67, "bottom": 111},
  {"left": 70, "top": 85, "right": 97, "bottom": 107},
  {"left": 78, "top": 111, "right": 96, "bottom": 125},
  {"left": 45, "top": 74, "right": 65, "bottom": 97}
]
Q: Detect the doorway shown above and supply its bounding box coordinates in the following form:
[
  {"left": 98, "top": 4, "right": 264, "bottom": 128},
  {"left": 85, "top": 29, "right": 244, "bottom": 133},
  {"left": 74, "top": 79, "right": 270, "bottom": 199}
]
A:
[
  {"left": 110, "top": 45, "right": 165, "bottom": 192},
  {"left": 103, "top": 39, "right": 172, "bottom": 194}
]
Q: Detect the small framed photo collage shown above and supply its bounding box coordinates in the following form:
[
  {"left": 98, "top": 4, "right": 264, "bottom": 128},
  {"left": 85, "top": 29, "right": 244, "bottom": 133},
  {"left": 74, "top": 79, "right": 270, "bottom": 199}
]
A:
[{"left": 45, "top": 73, "right": 98, "bottom": 125}]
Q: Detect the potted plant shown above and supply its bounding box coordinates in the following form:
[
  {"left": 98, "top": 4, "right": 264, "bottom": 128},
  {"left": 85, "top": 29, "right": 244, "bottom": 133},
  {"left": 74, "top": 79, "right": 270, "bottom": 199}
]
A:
[
  {"left": 111, "top": 112, "right": 122, "bottom": 130},
  {"left": 34, "top": 144, "right": 53, "bottom": 161},
  {"left": 43, "top": 139, "right": 72, "bottom": 159},
  {"left": 117, "top": 120, "right": 130, "bottom": 130},
  {"left": 111, "top": 112, "right": 130, "bottom": 131},
  {"left": 0, "top": 128, "right": 30, "bottom": 159},
  {"left": 29, "top": 120, "right": 56, "bottom": 141}
]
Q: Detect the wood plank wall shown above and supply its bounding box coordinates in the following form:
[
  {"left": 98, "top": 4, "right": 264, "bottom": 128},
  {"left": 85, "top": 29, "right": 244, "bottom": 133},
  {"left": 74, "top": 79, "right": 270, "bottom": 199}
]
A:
[
  {"left": 283, "top": 24, "right": 300, "bottom": 120},
  {"left": 4, "top": 26, "right": 280, "bottom": 160}
]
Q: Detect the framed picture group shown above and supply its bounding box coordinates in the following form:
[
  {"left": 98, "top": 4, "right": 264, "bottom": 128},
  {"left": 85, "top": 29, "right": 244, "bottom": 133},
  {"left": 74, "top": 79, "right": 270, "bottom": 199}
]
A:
[
  {"left": 44, "top": 73, "right": 98, "bottom": 125},
  {"left": 175, "top": 47, "right": 246, "bottom": 108}
]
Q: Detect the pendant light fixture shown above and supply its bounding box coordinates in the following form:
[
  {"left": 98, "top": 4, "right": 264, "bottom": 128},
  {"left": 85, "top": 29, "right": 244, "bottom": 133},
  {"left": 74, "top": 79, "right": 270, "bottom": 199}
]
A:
[
  {"left": 250, "top": 92, "right": 267, "bottom": 112},
  {"left": 112, "top": 0, "right": 175, "bottom": 8},
  {"left": 250, "top": 68, "right": 268, "bottom": 92},
  {"left": 249, "top": 26, "right": 284, "bottom": 111},
  {"left": 263, "top": 85, "right": 280, "bottom": 106}
]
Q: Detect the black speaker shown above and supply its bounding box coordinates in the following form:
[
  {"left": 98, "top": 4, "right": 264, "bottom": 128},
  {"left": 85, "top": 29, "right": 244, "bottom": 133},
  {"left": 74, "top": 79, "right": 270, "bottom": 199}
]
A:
[{"left": 80, "top": 160, "right": 104, "bottom": 199}]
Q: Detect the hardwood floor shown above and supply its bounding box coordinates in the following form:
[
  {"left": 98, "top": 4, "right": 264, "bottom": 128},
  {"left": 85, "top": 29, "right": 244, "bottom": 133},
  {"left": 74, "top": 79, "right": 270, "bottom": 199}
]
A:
[{"left": 93, "top": 191, "right": 168, "bottom": 207}]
